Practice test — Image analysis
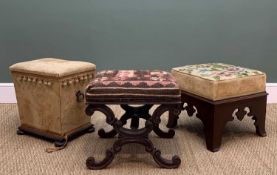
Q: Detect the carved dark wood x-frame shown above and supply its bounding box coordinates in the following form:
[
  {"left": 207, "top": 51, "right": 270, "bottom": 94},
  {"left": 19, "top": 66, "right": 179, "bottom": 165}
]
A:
[
  {"left": 85, "top": 103, "right": 182, "bottom": 170},
  {"left": 168, "top": 91, "right": 267, "bottom": 152}
]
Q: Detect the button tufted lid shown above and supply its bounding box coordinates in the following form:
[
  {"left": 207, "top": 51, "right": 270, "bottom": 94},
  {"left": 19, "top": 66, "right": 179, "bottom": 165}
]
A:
[{"left": 9, "top": 58, "right": 96, "bottom": 78}]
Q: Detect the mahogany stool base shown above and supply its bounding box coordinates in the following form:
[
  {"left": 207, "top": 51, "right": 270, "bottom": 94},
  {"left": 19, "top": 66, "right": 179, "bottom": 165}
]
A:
[
  {"left": 85, "top": 104, "right": 181, "bottom": 170},
  {"left": 168, "top": 91, "right": 267, "bottom": 152}
]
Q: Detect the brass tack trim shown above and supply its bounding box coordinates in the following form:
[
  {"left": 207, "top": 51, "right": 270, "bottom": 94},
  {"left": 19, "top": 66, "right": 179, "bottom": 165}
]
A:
[{"left": 17, "top": 71, "right": 94, "bottom": 88}]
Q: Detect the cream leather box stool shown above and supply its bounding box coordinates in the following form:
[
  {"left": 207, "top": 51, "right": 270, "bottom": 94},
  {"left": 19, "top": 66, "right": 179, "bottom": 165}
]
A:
[
  {"left": 169, "top": 63, "right": 267, "bottom": 152},
  {"left": 10, "top": 58, "right": 96, "bottom": 147}
]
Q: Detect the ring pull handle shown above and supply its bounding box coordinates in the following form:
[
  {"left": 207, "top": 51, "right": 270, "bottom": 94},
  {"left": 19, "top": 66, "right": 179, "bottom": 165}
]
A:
[{"left": 76, "top": 90, "right": 84, "bottom": 102}]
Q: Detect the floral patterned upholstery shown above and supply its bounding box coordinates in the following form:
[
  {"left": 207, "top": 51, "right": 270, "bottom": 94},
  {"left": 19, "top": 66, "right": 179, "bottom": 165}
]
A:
[
  {"left": 173, "top": 63, "right": 264, "bottom": 81},
  {"left": 172, "top": 63, "right": 266, "bottom": 100},
  {"left": 85, "top": 70, "right": 181, "bottom": 104}
]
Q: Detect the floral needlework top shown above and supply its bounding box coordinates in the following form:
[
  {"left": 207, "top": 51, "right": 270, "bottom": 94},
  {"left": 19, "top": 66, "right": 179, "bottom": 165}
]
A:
[
  {"left": 89, "top": 70, "right": 178, "bottom": 88},
  {"left": 173, "top": 63, "right": 265, "bottom": 81}
]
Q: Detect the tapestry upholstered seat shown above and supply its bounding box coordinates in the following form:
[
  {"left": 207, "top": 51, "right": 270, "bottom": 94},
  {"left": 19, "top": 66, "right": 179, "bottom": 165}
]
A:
[
  {"left": 170, "top": 63, "right": 267, "bottom": 152},
  {"left": 172, "top": 63, "right": 266, "bottom": 100}
]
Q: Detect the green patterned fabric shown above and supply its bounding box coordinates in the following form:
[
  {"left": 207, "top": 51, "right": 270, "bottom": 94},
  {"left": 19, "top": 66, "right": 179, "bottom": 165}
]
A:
[{"left": 173, "top": 63, "right": 265, "bottom": 81}]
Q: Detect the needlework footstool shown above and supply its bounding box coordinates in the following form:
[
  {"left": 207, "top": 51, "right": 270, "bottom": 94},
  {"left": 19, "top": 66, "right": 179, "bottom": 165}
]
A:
[
  {"left": 170, "top": 63, "right": 267, "bottom": 152},
  {"left": 10, "top": 58, "right": 96, "bottom": 147},
  {"left": 85, "top": 70, "right": 182, "bottom": 169}
]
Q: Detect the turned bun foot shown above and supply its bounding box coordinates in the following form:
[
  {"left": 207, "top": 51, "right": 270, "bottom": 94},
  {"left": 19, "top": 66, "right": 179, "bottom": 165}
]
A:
[{"left": 54, "top": 139, "right": 67, "bottom": 147}]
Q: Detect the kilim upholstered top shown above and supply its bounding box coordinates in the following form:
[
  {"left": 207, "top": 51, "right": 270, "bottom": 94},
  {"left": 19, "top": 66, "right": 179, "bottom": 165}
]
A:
[
  {"left": 85, "top": 70, "right": 181, "bottom": 104},
  {"left": 172, "top": 63, "right": 266, "bottom": 101}
]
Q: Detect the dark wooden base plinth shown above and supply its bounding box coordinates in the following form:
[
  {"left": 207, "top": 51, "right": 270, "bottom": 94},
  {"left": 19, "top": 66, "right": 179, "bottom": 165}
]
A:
[
  {"left": 85, "top": 104, "right": 181, "bottom": 169},
  {"left": 168, "top": 91, "right": 267, "bottom": 152},
  {"left": 17, "top": 123, "right": 95, "bottom": 147}
]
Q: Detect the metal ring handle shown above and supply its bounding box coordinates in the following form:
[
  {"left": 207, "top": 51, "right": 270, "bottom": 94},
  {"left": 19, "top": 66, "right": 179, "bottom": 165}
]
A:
[{"left": 76, "top": 90, "right": 84, "bottom": 102}]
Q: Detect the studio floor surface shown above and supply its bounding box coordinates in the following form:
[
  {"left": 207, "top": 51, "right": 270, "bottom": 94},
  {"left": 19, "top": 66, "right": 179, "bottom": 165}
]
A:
[{"left": 0, "top": 104, "right": 276, "bottom": 175}]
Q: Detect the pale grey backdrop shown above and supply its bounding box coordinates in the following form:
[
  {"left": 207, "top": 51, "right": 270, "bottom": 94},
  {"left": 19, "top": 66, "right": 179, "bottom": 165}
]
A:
[{"left": 0, "top": 0, "right": 276, "bottom": 82}]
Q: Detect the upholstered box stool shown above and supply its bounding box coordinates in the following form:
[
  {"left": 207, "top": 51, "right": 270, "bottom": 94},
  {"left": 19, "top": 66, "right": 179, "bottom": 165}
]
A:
[
  {"left": 10, "top": 58, "right": 96, "bottom": 147},
  {"left": 85, "top": 70, "right": 182, "bottom": 169},
  {"left": 170, "top": 63, "right": 267, "bottom": 152}
]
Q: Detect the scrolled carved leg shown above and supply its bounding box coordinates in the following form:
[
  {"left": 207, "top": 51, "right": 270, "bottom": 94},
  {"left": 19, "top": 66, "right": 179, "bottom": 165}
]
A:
[
  {"left": 96, "top": 104, "right": 153, "bottom": 138},
  {"left": 86, "top": 119, "right": 146, "bottom": 170},
  {"left": 152, "top": 104, "right": 181, "bottom": 138},
  {"left": 98, "top": 129, "right": 117, "bottom": 138},
  {"left": 85, "top": 104, "right": 117, "bottom": 138},
  {"left": 86, "top": 137, "right": 181, "bottom": 169},
  {"left": 86, "top": 149, "right": 115, "bottom": 170},
  {"left": 86, "top": 104, "right": 181, "bottom": 169},
  {"left": 166, "top": 110, "right": 179, "bottom": 128},
  {"left": 98, "top": 112, "right": 131, "bottom": 138},
  {"left": 117, "top": 120, "right": 181, "bottom": 168},
  {"left": 144, "top": 139, "right": 181, "bottom": 168},
  {"left": 85, "top": 104, "right": 119, "bottom": 169}
]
